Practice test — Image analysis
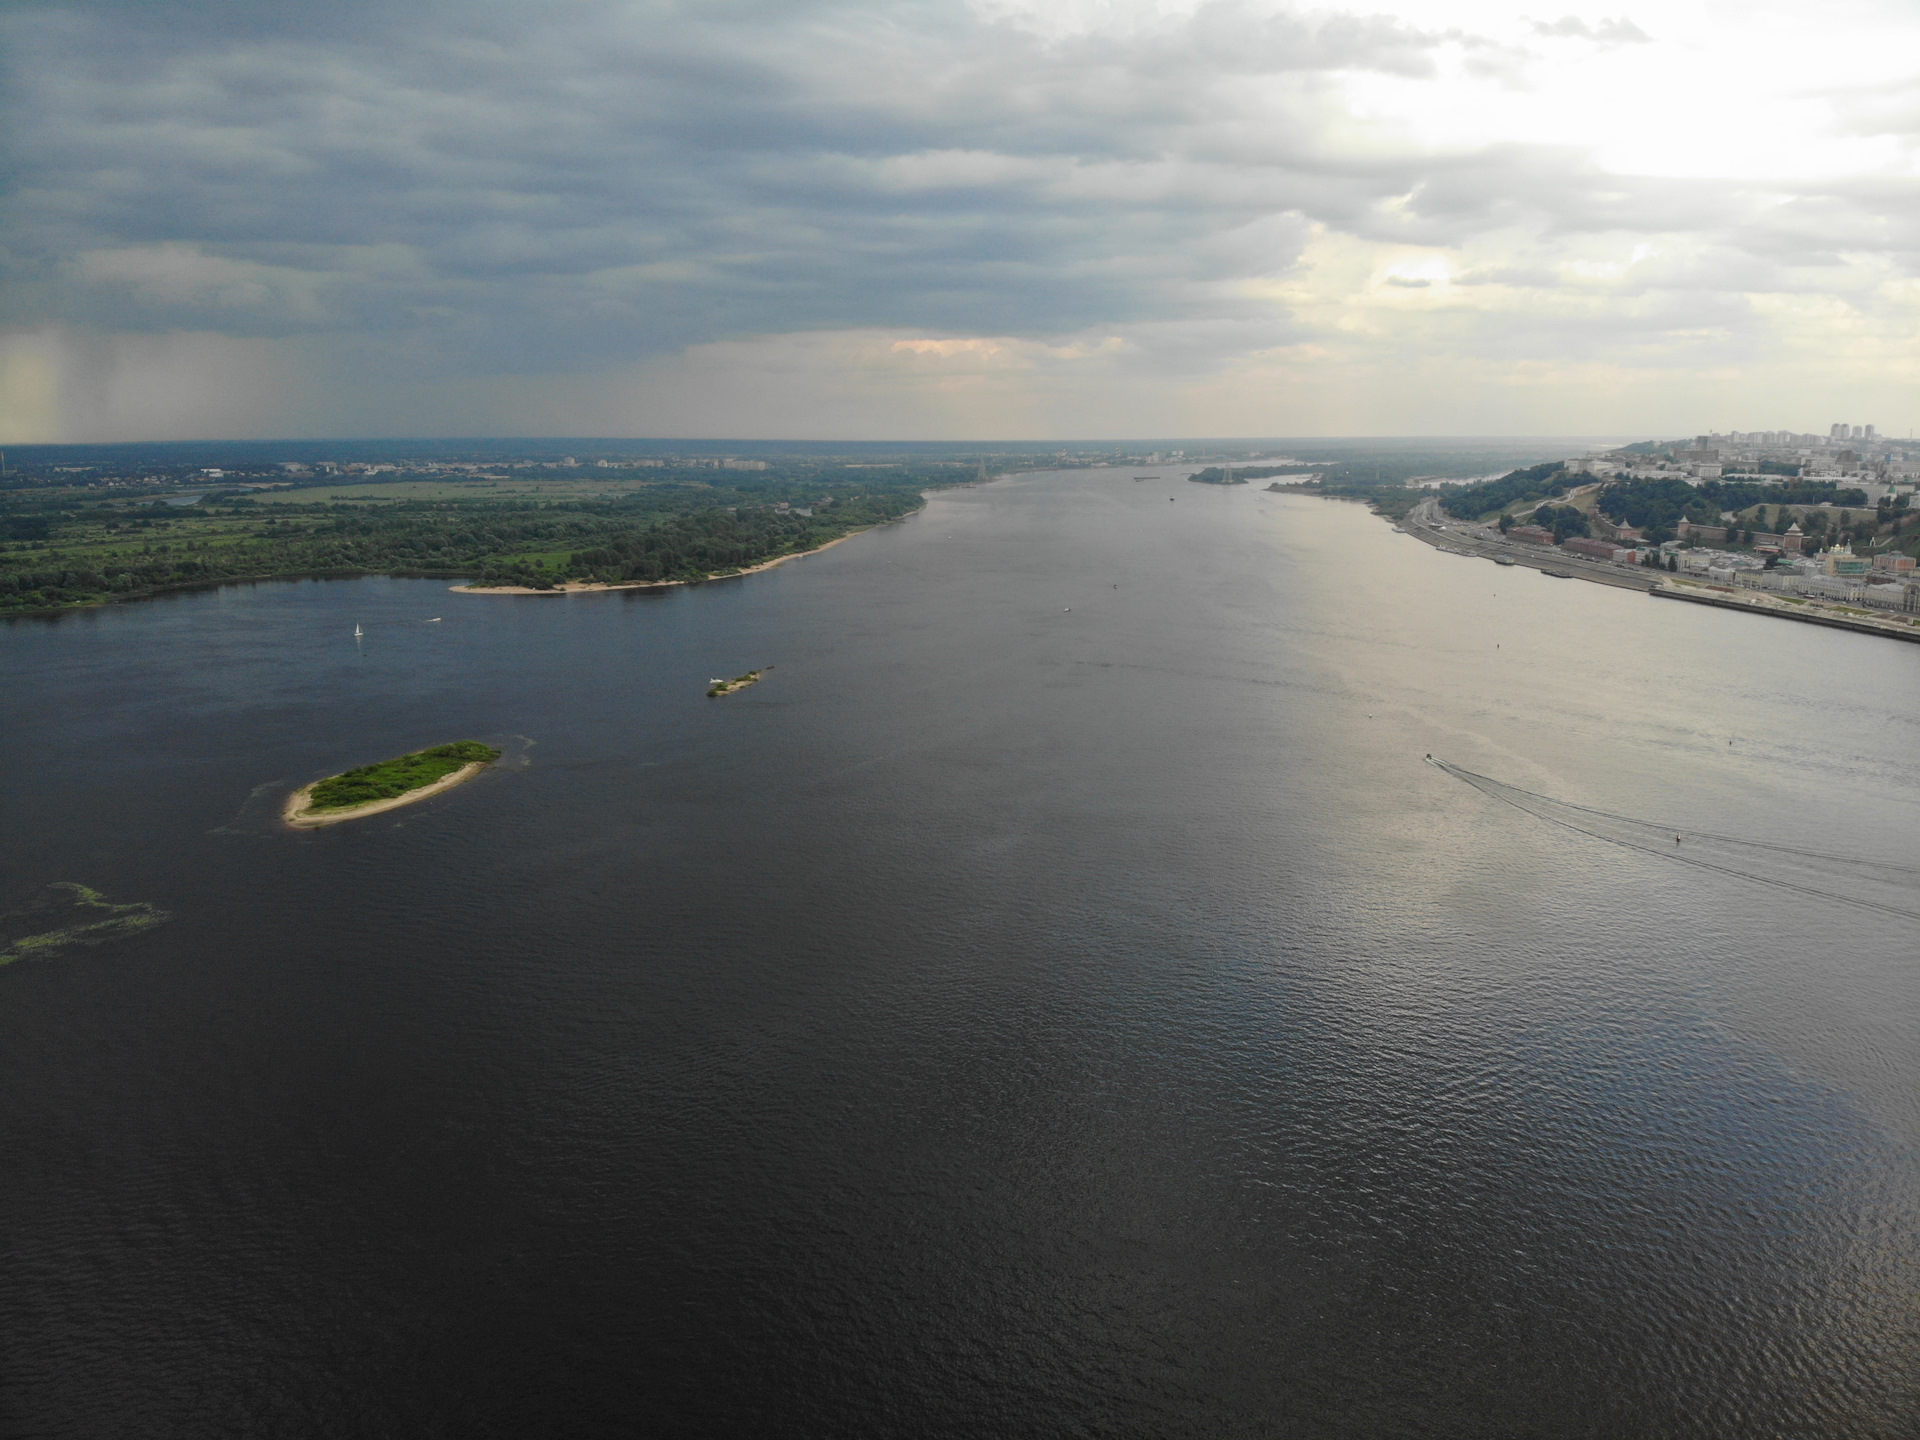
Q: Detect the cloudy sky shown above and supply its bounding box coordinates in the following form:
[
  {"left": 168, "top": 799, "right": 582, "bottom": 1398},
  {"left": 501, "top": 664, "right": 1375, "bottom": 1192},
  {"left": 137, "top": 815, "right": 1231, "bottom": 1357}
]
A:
[{"left": 3, "top": 0, "right": 1918, "bottom": 441}]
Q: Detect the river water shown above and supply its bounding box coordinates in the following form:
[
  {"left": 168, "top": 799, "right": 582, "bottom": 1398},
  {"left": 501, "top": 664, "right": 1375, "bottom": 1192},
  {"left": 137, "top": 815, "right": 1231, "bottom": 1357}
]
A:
[{"left": 4, "top": 470, "right": 1917, "bottom": 1437}]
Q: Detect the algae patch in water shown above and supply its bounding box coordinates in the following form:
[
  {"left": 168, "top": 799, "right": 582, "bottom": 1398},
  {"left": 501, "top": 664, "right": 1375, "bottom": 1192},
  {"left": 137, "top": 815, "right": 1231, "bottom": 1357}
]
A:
[{"left": 0, "top": 883, "right": 170, "bottom": 965}]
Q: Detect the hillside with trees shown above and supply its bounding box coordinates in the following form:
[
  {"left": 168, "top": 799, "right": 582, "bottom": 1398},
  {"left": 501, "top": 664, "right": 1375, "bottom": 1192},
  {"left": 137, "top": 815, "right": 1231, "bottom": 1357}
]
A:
[
  {"left": 1595, "top": 478, "right": 1721, "bottom": 541},
  {"left": 1697, "top": 478, "right": 1868, "bottom": 512},
  {"left": 1439, "top": 462, "right": 1573, "bottom": 520}
]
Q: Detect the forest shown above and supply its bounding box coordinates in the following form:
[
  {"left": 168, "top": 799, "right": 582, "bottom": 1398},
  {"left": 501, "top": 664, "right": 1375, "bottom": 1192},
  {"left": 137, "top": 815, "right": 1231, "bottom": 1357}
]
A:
[
  {"left": 1593, "top": 478, "right": 1723, "bottom": 538},
  {"left": 1508, "top": 504, "right": 1590, "bottom": 542},
  {"left": 1186, "top": 465, "right": 1307, "bottom": 484},
  {"left": 1438, "top": 462, "right": 1573, "bottom": 520},
  {"left": 525, "top": 491, "right": 920, "bottom": 588},
  {"left": 0, "top": 464, "right": 955, "bottom": 614},
  {"left": 1599, "top": 476, "right": 1901, "bottom": 546}
]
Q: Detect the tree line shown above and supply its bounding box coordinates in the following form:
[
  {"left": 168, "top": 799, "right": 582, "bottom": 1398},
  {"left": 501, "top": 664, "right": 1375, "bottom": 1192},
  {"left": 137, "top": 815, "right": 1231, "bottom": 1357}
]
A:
[
  {"left": 0, "top": 471, "right": 950, "bottom": 614},
  {"left": 490, "top": 492, "right": 919, "bottom": 589}
]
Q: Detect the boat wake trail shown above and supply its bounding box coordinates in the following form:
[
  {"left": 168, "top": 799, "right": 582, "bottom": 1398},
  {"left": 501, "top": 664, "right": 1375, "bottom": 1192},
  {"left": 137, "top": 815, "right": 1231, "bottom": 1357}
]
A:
[{"left": 1427, "top": 756, "right": 1920, "bottom": 922}]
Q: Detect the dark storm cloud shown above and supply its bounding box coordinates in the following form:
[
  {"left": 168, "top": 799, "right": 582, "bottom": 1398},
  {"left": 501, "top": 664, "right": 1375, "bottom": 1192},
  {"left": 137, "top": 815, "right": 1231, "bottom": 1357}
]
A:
[
  {"left": 0, "top": 0, "right": 1884, "bottom": 383},
  {"left": 0, "top": 5, "right": 1427, "bottom": 332}
]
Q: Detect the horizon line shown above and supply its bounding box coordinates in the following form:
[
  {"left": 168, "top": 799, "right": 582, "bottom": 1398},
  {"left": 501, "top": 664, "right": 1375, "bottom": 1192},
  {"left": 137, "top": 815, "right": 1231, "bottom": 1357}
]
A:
[{"left": 2, "top": 433, "right": 1672, "bottom": 451}]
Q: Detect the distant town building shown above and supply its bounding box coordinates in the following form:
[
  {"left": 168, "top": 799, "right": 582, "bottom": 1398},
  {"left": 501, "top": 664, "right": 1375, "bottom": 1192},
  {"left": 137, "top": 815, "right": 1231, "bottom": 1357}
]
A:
[
  {"left": 1508, "top": 524, "right": 1555, "bottom": 546},
  {"left": 1561, "top": 536, "right": 1620, "bottom": 561},
  {"left": 1588, "top": 512, "right": 1644, "bottom": 542},
  {"left": 1800, "top": 575, "right": 1864, "bottom": 601},
  {"left": 1822, "top": 543, "right": 1872, "bottom": 579}
]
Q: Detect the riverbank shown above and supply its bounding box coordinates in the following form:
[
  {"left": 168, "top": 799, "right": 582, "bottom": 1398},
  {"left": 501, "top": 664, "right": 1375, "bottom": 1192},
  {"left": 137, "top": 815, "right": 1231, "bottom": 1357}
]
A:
[
  {"left": 454, "top": 529, "right": 872, "bottom": 596},
  {"left": 1377, "top": 493, "right": 1920, "bottom": 644},
  {"left": 2, "top": 565, "right": 473, "bottom": 622},
  {"left": 1391, "top": 495, "right": 1659, "bottom": 591},
  {"left": 284, "top": 760, "right": 488, "bottom": 827},
  {"left": 1652, "top": 578, "right": 1920, "bottom": 643}
]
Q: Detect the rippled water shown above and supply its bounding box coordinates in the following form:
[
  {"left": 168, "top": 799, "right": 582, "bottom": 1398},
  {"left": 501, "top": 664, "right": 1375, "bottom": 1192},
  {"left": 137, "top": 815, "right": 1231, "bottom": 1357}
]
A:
[{"left": 4, "top": 471, "right": 1917, "bottom": 1437}]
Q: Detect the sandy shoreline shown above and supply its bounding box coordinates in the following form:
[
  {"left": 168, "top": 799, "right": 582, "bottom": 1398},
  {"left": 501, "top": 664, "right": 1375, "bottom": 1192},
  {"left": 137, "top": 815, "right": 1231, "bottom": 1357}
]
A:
[
  {"left": 452, "top": 529, "right": 870, "bottom": 597},
  {"left": 283, "top": 761, "right": 488, "bottom": 827}
]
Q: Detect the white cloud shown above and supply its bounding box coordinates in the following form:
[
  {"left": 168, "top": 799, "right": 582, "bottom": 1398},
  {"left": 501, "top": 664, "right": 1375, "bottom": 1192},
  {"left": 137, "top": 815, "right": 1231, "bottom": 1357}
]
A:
[{"left": 1528, "top": 16, "right": 1651, "bottom": 44}]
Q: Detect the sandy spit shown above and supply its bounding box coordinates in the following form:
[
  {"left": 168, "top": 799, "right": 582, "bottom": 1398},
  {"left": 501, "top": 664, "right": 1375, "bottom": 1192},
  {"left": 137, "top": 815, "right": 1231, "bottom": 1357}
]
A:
[
  {"left": 452, "top": 530, "right": 869, "bottom": 597},
  {"left": 284, "top": 761, "right": 488, "bottom": 828}
]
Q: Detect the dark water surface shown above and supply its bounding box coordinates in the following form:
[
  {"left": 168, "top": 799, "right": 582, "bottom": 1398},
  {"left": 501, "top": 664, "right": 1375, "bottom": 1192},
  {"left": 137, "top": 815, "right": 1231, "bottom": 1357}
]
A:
[{"left": 4, "top": 472, "right": 1917, "bottom": 1437}]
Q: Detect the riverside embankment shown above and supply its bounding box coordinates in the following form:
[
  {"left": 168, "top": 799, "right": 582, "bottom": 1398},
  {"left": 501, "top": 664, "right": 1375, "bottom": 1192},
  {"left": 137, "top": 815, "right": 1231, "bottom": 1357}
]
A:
[{"left": 1393, "top": 495, "right": 1920, "bottom": 643}]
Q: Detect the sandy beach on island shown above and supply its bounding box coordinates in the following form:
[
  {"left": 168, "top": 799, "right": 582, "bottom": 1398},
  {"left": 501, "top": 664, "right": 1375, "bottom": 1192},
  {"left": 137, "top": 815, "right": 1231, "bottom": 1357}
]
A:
[
  {"left": 453, "top": 529, "right": 870, "bottom": 597},
  {"left": 283, "top": 761, "right": 488, "bottom": 828}
]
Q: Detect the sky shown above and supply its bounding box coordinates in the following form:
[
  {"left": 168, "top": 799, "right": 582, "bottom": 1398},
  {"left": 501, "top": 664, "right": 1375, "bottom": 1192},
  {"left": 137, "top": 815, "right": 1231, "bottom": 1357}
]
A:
[{"left": 2, "top": 0, "right": 1918, "bottom": 442}]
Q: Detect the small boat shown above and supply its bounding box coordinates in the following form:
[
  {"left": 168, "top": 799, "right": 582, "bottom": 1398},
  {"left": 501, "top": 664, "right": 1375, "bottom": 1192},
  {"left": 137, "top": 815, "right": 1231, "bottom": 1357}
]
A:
[
  {"left": 1494, "top": 557, "right": 1515, "bottom": 566},
  {"left": 353, "top": 624, "right": 363, "bottom": 637},
  {"left": 426, "top": 617, "right": 441, "bottom": 623},
  {"left": 1543, "top": 570, "right": 1573, "bottom": 579}
]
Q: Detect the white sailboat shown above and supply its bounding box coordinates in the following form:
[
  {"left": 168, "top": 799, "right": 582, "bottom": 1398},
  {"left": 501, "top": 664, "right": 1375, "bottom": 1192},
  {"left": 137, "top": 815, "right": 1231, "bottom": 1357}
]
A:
[{"left": 354, "top": 624, "right": 363, "bottom": 638}]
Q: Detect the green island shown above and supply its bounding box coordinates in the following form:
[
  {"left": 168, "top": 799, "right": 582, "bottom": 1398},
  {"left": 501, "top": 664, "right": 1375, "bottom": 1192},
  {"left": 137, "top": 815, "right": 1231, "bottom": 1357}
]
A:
[
  {"left": 1, "top": 882, "right": 170, "bottom": 965},
  {"left": 707, "top": 667, "right": 771, "bottom": 697},
  {"left": 1189, "top": 465, "right": 1312, "bottom": 485},
  {"left": 289, "top": 740, "right": 500, "bottom": 825}
]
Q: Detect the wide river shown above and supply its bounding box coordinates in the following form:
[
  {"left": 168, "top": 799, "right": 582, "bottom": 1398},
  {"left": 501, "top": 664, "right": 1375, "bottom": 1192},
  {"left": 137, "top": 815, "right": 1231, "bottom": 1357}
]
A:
[{"left": 4, "top": 471, "right": 1916, "bottom": 1437}]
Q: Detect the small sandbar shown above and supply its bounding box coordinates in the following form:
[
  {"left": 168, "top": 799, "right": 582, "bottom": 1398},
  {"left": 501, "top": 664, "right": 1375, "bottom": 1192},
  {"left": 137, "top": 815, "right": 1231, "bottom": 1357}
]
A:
[
  {"left": 707, "top": 666, "right": 772, "bottom": 698},
  {"left": 285, "top": 762, "right": 487, "bottom": 826},
  {"left": 285, "top": 742, "right": 499, "bottom": 827}
]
